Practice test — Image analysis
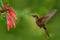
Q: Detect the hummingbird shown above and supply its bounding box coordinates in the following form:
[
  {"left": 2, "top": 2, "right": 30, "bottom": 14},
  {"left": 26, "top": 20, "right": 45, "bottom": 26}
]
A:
[{"left": 32, "top": 9, "right": 57, "bottom": 37}]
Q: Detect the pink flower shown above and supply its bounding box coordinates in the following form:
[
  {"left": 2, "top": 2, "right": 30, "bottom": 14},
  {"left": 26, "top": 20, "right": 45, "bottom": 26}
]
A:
[
  {"left": 6, "top": 13, "right": 16, "bottom": 31},
  {"left": 1, "top": 2, "right": 18, "bottom": 31},
  {"left": 9, "top": 7, "right": 18, "bottom": 21}
]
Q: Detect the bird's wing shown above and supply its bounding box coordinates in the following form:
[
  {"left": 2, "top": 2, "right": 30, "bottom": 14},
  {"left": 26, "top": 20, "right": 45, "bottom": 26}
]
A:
[{"left": 39, "top": 9, "right": 57, "bottom": 23}]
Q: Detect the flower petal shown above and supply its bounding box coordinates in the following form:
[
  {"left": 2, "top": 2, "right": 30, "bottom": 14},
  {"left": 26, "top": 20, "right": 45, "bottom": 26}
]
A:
[
  {"left": 9, "top": 7, "right": 16, "bottom": 16},
  {"left": 12, "top": 20, "right": 16, "bottom": 28},
  {"left": 6, "top": 13, "right": 13, "bottom": 31}
]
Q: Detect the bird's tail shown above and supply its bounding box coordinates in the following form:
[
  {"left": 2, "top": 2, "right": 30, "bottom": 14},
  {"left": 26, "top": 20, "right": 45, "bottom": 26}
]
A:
[{"left": 43, "top": 26, "right": 49, "bottom": 37}]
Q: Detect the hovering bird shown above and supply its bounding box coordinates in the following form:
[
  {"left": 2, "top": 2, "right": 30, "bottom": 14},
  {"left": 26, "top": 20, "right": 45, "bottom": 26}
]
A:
[{"left": 32, "top": 9, "right": 57, "bottom": 37}]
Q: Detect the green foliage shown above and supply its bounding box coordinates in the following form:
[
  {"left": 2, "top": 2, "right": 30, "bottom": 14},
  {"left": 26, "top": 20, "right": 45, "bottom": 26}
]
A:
[{"left": 0, "top": 0, "right": 60, "bottom": 40}]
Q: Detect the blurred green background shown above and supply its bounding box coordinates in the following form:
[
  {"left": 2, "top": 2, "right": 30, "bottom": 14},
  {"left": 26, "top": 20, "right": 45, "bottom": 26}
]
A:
[{"left": 0, "top": 0, "right": 60, "bottom": 40}]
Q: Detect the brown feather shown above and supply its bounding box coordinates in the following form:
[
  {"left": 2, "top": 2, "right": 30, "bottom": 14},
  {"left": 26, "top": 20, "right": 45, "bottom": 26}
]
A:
[{"left": 39, "top": 9, "right": 57, "bottom": 23}]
